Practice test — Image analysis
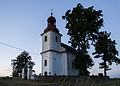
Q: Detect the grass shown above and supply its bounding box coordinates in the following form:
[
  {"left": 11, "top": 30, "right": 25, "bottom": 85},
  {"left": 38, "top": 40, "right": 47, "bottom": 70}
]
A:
[
  {"left": 0, "top": 77, "right": 55, "bottom": 86},
  {"left": 0, "top": 77, "right": 120, "bottom": 86},
  {"left": 92, "top": 79, "right": 120, "bottom": 86}
]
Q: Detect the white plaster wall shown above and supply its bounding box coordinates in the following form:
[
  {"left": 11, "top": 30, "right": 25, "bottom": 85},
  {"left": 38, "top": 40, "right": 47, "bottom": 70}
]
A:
[
  {"left": 41, "top": 43, "right": 78, "bottom": 76},
  {"left": 42, "top": 52, "right": 51, "bottom": 75},
  {"left": 51, "top": 52, "right": 60, "bottom": 75},
  {"left": 41, "top": 31, "right": 62, "bottom": 76},
  {"left": 41, "top": 30, "right": 78, "bottom": 76},
  {"left": 27, "top": 67, "right": 32, "bottom": 79},
  {"left": 49, "top": 31, "right": 62, "bottom": 52},
  {"left": 42, "top": 51, "right": 68, "bottom": 76},
  {"left": 60, "top": 53, "right": 68, "bottom": 75},
  {"left": 48, "top": 52, "right": 63, "bottom": 75},
  {"left": 68, "top": 53, "right": 79, "bottom": 75},
  {"left": 42, "top": 32, "right": 50, "bottom": 52},
  {"left": 42, "top": 52, "right": 59, "bottom": 76},
  {"left": 42, "top": 51, "right": 65, "bottom": 76},
  {"left": 42, "top": 31, "right": 62, "bottom": 52}
]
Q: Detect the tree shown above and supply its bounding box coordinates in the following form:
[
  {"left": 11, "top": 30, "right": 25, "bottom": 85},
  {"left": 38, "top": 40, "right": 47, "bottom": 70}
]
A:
[
  {"left": 72, "top": 50, "right": 93, "bottom": 75},
  {"left": 93, "top": 31, "right": 120, "bottom": 76},
  {"left": 11, "top": 51, "right": 35, "bottom": 77},
  {"left": 62, "top": 3, "right": 103, "bottom": 75}
]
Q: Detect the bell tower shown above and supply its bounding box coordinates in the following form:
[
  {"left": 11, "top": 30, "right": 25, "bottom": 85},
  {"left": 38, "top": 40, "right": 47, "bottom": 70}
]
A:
[{"left": 41, "top": 13, "right": 62, "bottom": 76}]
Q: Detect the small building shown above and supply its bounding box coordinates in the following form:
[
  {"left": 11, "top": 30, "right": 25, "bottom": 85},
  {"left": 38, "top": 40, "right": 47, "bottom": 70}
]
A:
[
  {"left": 22, "top": 62, "right": 33, "bottom": 79},
  {"left": 41, "top": 14, "right": 78, "bottom": 76}
]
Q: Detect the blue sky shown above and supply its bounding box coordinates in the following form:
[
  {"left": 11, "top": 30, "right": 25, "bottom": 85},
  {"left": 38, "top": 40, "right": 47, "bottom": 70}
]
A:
[{"left": 0, "top": 0, "right": 120, "bottom": 78}]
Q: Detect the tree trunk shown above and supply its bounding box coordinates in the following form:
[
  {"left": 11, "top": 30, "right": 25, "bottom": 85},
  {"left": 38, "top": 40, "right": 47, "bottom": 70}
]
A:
[{"left": 104, "top": 60, "right": 107, "bottom": 76}]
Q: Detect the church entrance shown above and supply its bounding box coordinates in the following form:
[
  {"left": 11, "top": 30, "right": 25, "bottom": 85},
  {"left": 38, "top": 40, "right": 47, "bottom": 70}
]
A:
[{"left": 44, "top": 71, "right": 47, "bottom": 76}]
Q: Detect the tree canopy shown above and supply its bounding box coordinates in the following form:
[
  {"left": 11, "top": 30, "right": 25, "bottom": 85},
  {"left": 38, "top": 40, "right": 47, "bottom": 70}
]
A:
[
  {"left": 11, "top": 51, "right": 35, "bottom": 77},
  {"left": 93, "top": 31, "right": 120, "bottom": 76},
  {"left": 62, "top": 3, "right": 103, "bottom": 53},
  {"left": 63, "top": 3, "right": 103, "bottom": 75}
]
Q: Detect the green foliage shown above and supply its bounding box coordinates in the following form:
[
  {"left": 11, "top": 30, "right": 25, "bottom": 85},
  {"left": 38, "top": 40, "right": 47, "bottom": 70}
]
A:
[
  {"left": 62, "top": 3, "right": 103, "bottom": 52},
  {"left": 73, "top": 50, "right": 94, "bottom": 75},
  {"left": 11, "top": 51, "right": 35, "bottom": 77},
  {"left": 93, "top": 31, "right": 120, "bottom": 76},
  {"left": 63, "top": 3, "right": 103, "bottom": 75}
]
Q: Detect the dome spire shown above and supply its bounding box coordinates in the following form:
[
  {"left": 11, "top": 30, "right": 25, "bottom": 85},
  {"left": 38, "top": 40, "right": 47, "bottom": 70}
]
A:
[
  {"left": 51, "top": 9, "right": 53, "bottom": 16},
  {"left": 47, "top": 10, "right": 56, "bottom": 25},
  {"left": 44, "top": 12, "right": 59, "bottom": 33}
]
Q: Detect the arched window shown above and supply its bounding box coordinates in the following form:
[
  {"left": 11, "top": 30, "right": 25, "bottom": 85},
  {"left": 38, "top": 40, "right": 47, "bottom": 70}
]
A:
[
  {"left": 45, "top": 36, "right": 47, "bottom": 42},
  {"left": 44, "top": 71, "right": 47, "bottom": 76},
  {"left": 44, "top": 60, "right": 47, "bottom": 66},
  {"left": 56, "top": 36, "right": 58, "bottom": 42}
]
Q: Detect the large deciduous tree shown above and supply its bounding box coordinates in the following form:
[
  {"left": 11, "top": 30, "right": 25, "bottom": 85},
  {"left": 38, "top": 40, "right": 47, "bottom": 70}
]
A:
[
  {"left": 93, "top": 31, "right": 120, "bottom": 76},
  {"left": 62, "top": 3, "right": 103, "bottom": 75},
  {"left": 72, "top": 50, "right": 93, "bottom": 75},
  {"left": 11, "top": 51, "right": 35, "bottom": 77}
]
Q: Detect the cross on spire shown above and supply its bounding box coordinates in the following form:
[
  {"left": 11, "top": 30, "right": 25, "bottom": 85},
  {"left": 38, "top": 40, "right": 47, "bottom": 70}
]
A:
[{"left": 51, "top": 9, "right": 53, "bottom": 16}]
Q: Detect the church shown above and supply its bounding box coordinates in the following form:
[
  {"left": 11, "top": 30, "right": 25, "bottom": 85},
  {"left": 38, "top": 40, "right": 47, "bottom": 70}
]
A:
[{"left": 41, "top": 14, "right": 79, "bottom": 76}]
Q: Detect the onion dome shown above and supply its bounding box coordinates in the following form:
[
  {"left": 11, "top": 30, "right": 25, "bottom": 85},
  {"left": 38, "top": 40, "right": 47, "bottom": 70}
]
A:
[
  {"left": 47, "top": 16, "right": 56, "bottom": 25},
  {"left": 44, "top": 15, "right": 59, "bottom": 33}
]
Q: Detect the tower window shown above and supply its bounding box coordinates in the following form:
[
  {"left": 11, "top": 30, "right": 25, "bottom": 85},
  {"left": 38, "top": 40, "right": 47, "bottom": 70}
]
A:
[
  {"left": 45, "top": 36, "right": 47, "bottom": 42},
  {"left": 56, "top": 36, "right": 58, "bottom": 42},
  {"left": 44, "top": 60, "right": 47, "bottom": 66}
]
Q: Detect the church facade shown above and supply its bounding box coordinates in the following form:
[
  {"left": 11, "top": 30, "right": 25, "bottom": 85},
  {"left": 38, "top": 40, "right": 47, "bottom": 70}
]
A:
[{"left": 41, "top": 15, "right": 78, "bottom": 76}]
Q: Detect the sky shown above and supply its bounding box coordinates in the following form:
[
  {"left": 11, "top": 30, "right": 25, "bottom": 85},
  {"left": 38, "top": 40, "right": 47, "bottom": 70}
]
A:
[{"left": 0, "top": 0, "right": 120, "bottom": 78}]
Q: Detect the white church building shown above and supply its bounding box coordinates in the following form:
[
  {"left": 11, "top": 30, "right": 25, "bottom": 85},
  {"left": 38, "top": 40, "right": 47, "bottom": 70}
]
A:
[{"left": 41, "top": 14, "right": 78, "bottom": 76}]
